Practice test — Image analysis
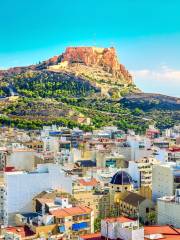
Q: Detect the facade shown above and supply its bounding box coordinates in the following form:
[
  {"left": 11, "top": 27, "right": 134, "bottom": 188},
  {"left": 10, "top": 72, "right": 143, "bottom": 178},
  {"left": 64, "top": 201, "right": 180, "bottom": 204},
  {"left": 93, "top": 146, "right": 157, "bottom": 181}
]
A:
[
  {"left": 14, "top": 193, "right": 94, "bottom": 239},
  {"left": 4, "top": 164, "right": 72, "bottom": 225},
  {"left": 167, "top": 146, "right": 180, "bottom": 162},
  {"left": 7, "top": 148, "right": 35, "bottom": 171},
  {"left": 51, "top": 206, "right": 94, "bottom": 239},
  {"left": 80, "top": 222, "right": 180, "bottom": 240},
  {"left": 24, "top": 140, "right": 44, "bottom": 153},
  {"left": 101, "top": 217, "right": 144, "bottom": 240},
  {"left": 152, "top": 162, "right": 180, "bottom": 201},
  {"left": 114, "top": 191, "right": 154, "bottom": 223},
  {"left": 157, "top": 189, "right": 180, "bottom": 228},
  {"left": 146, "top": 125, "right": 160, "bottom": 139},
  {"left": 109, "top": 171, "right": 134, "bottom": 209},
  {"left": 74, "top": 190, "right": 110, "bottom": 219},
  {"left": 73, "top": 178, "right": 110, "bottom": 219},
  {"left": 0, "top": 181, "right": 5, "bottom": 225},
  {"left": 137, "top": 157, "right": 159, "bottom": 187},
  {"left": 0, "top": 148, "right": 7, "bottom": 171}
]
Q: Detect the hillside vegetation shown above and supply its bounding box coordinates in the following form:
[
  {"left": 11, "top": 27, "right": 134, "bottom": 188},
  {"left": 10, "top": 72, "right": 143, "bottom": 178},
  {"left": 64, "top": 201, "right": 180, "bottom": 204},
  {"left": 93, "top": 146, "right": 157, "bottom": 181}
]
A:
[{"left": 0, "top": 47, "right": 179, "bottom": 132}]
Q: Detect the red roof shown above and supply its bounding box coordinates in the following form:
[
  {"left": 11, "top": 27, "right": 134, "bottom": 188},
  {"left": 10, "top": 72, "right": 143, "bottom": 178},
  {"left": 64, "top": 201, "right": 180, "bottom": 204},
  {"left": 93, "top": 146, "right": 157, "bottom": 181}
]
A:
[
  {"left": 4, "top": 226, "right": 35, "bottom": 238},
  {"left": 79, "top": 178, "right": 99, "bottom": 187},
  {"left": 80, "top": 225, "right": 180, "bottom": 240},
  {"left": 4, "top": 166, "right": 15, "bottom": 172},
  {"left": 80, "top": 233, "right": 101, "bottom": 240},
  {"left": 144, "top": 226, "right": 180, "bottom": 240},
  {"left": 104, "top": 216, "right": 135, "bottom": 223},
  {"left": 50, "top": 206, "right": 92, "bottom": 218},
  {"left": 168, "top": 146, "right": 180, "bottom": 152}
]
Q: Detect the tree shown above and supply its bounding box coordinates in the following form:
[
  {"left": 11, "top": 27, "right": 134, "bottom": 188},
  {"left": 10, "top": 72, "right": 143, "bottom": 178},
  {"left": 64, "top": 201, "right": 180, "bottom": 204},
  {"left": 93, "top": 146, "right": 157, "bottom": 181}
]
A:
[
  {"left": 147, "top": 211, "right": 156, "bottom": 224},
  {"left": 94, "top": 217, "right": 102, "bottom": 232}
]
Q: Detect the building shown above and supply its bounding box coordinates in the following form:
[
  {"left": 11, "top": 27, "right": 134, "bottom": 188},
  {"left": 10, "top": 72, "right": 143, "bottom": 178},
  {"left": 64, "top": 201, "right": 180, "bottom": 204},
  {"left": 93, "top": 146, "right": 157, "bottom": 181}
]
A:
[
  {"left": 50, "top": 206, "right": 94, "bottom": 239},
  {"left": 7, "top": 147, "right": 35, "bottom": 171},
  {"left": 4, "top": 164, "right": 72, "bottom": 225},
  {"left": 146, "top": 125, "right": 160, "bottom": 139},
  {"left": 109, "top": 171, "right": 134, "bottom": 213},
  {"left": 157, "top": 189, "right": 180, "bottom": 228},
  {"left": 73, "top": 178, "right": 110, "bottom": 219},
  {"left": 96, "top": 151, "right": 127, "bottom": 168},
  {"left": 137, "top": 157, "right": 159, "bottom": 188},
  {"left": 167, "top": 146, "right": 180, "bottom": 162},
  {"left": 14, "top": 191, "right": 94, "bottom": 239},
  {"left": 80, "top": 217, "right": 144, "bottom": 240},
  {"left": 101, "top": 217, "right": 144, "bottom": 240},
  {"left": 0, "top": 180, "right": 5, "bottom": 225},
  {"left": 0, "top": 226, "right": 35, "bottom": 239},
  {"left": 80, "top": 222, "right": 180, "bottom": 240},
  {"left": 0, "top": 147, "right": 7, "bottom": 171},
  {"left": 24, "top": 139, "right": 44, "bottom": 153},
  {"left": 10, "top": 193, "right": 94, "bottom": 239},
  {"left": 152, "top": 162, "right": 180, "bottom": 201},
  {"left": 114, "top": 191, "right": 154, "bottom": 223}
]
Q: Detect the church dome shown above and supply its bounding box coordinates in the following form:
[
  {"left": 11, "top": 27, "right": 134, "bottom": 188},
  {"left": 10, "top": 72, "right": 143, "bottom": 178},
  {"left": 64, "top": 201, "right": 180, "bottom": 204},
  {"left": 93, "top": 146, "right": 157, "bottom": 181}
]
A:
[{"left": 110, "top": 171, "right": 132, "bottom": 185}]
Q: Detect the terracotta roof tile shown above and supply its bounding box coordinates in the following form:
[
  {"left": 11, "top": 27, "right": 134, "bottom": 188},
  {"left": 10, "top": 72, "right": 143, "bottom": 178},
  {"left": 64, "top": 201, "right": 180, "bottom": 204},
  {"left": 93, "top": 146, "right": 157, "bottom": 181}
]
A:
[
  {"left": 79, "top": 178, "right": 98, "bottom": 187},
  {"left": 50, "top": 206, "right": 92, "bottom": 218}
]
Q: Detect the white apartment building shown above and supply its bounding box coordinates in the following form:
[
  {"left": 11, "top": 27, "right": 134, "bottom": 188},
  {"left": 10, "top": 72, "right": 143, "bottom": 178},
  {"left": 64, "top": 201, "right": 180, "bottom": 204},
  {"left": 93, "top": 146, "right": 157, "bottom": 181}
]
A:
[
  {"left": 157, "top": 189, "right": 180, "bottom": 228},
  {"left": 152, "top": 162, "right": 180, "bottom": 201},
  {"left": 42, "top": 136, "right": 59, "bottom": 153},
  {"left": 101, "top": 217, "right": 144, "bottom": 240},
  {"left": 138, "top": 157, "right": 159, "bottom": 187},
  {"left": 4, "top": 164, "right": 72, "bottom": 225}
]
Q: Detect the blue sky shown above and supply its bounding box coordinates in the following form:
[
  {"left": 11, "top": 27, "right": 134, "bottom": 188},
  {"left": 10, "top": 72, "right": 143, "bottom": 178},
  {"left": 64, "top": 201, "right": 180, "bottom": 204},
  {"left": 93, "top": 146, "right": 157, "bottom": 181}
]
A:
[{"left": 0, "top": 0, "right": 180, "bottom": 97}]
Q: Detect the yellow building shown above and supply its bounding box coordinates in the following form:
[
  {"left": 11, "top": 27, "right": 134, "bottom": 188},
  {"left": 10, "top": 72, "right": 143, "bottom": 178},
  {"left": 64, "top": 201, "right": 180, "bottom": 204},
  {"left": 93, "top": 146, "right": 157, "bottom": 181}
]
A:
[
  {"left": 114, "top": 191, "right": 154, "bottom": 223},
  {"left": 15, "top": 190, "right": 94, "bottom": 239},
  {"left": 73, "top": 178, "right": 110, "bottom": 219},
  {"left": 74, "top": 190, "right": 110, "bottom": 219},
  {"left": 24, "top": 140, "right": 44, "bottom": 152},
  {"left": 51, "top": 206, "right": 94, "bottom": 239},
  {"left": 139, "top": 185, "right": 152, "bottom": 200},
  {"left": 109, "top": 170, "right": 133, "bottom": 212}
]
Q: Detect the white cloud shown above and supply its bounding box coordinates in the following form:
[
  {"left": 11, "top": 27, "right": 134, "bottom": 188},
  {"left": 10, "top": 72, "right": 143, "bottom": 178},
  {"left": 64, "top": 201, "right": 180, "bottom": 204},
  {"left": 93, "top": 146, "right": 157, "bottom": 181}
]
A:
[
  {"left": 131, "top": 66, "right": 180, "bottom": 83},
  {"left": 130, "top": 65, "right": 180, "bottom": 97}
]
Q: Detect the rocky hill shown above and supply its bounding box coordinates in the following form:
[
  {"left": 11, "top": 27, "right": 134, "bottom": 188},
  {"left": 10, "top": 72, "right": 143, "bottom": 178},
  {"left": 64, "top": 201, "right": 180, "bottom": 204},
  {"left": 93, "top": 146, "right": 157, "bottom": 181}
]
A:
[
  {"left": 120, "top": 93, "right": 180, "bottom": 111},
  {"left": 0, "top": 47, "right": 139, "bottom": 98},
  {"left": 0, "top": 46, "right": 179, "bottom": 131}
]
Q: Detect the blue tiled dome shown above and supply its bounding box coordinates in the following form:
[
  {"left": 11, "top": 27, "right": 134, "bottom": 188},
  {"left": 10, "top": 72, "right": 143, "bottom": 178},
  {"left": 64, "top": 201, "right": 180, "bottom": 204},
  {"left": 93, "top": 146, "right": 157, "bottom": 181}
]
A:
[{"left": 110, "top": 171, "right": 132, "bottom": 185}]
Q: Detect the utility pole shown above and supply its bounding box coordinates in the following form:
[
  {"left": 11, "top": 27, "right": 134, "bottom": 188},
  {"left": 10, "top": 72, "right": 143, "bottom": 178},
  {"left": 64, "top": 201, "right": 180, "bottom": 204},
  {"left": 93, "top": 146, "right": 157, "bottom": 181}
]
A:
[
  {"left": 106, "top": 221, "right": 109, "bottom": 240},
  {"left": 137, "top": 201, "right": 140, "bottom": 228}
]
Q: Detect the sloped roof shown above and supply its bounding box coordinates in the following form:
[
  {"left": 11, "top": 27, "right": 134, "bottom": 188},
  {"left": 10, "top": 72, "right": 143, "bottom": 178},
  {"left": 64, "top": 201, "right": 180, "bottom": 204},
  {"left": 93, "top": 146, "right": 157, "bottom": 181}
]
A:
[
  {"left": 78, "top": 178, "right": 98, "bottom": 187},
  {"left": 120, "top": 191, "right": 146, "bottom": 207},
  {"left": 50, "top": 206, "right": 92, "bottom": 218}
]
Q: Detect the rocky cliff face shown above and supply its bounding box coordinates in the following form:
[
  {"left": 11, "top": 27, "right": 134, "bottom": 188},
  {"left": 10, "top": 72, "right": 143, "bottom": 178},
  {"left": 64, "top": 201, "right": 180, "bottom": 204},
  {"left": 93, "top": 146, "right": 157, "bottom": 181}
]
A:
[
  {"left": 59, "top": 47, "right": 132, "bottom": 84},
  {"left": 0, "top": 46, "right": 138, "bottom": 98}
]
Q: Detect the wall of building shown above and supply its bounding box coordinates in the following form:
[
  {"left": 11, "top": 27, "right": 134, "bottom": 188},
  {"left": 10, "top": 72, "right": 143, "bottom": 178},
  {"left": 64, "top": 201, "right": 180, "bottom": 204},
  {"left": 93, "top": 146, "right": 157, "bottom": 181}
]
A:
[
  {"left": 157, "top": 200, "right": 180, "bottom": 228},
  {"left": 152, "top": 164, "right": 174, "bottom": 201},
  {"left": 4, "top": 164, "right": 72, "bottom": 225},
  {"left": 74, "top": 191, "right": 110, "bottom": 219},
  {"left": 7, "top": 150, "right": 35, "bottom": 171},
  {"left": 139, "top": 199, "right": 154, "bottom": 223}
]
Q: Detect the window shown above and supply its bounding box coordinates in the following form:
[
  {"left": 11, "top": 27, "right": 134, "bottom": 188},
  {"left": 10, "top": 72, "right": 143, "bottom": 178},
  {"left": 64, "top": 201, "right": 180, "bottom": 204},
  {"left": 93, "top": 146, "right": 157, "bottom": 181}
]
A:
[{"left": 146, "top": 208, "right": 149, "bottom": 213}]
